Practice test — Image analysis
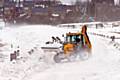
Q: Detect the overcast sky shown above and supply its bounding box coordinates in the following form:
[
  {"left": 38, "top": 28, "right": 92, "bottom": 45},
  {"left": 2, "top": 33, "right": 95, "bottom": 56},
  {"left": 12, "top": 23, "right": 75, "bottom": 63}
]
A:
[{"left": 114, "top": 0, "right": 120, "bottom": 5}]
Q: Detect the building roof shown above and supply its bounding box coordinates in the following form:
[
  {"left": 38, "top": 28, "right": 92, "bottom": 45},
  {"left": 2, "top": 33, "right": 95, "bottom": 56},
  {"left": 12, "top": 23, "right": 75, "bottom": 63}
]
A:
[
  {"left": 23, "top": 1, "right": 34, "bottom": 7},
  {"left": 32, "top": 7, "right": 48, "bottom": 13}
]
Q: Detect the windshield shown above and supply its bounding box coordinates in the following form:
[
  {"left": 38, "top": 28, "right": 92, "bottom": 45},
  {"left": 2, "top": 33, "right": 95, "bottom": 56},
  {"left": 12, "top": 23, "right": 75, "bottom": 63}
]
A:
[{"left": 66, "top": 35, "right": 81, "bottom": 43}]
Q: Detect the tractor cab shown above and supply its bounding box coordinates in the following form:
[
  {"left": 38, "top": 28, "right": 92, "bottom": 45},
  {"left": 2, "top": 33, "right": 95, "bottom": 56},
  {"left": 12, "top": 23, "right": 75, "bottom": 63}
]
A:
[
  {"left": 62, "top": 32, "right": 85, "bottom": 54},
  {"left": 65, "top": 32, "right": 83, "bottom": 45}
]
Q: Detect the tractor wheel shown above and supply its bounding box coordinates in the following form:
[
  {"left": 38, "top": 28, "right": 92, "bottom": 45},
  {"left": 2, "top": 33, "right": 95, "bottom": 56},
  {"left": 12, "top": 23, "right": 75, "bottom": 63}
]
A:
[
  {"left": 79, "top": 51, "right": 90, "bottom": 60},
  {"left": 54, "top": 53, "right": 61, "bottom": 63}
]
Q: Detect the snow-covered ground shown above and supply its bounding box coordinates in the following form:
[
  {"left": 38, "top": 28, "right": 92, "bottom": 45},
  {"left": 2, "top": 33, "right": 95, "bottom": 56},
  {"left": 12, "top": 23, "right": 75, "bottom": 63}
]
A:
[{"left": 0, "top": 24, "right": 120, "bottom": 80}]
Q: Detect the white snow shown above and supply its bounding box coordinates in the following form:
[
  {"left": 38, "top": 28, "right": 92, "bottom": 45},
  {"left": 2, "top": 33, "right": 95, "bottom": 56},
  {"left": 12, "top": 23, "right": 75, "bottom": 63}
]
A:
[
  {"left": 0, "top": 23, "right": 120, "bottom": 80},
  {"left": 0, "top": 19, "right": 5, "bottom": 30}
]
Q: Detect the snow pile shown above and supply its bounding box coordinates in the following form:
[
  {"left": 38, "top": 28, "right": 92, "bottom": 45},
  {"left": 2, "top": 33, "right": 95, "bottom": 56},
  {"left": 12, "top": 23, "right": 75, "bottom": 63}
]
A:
[{"left": 0, "top": 45, "right": 50, "bottom": 80}]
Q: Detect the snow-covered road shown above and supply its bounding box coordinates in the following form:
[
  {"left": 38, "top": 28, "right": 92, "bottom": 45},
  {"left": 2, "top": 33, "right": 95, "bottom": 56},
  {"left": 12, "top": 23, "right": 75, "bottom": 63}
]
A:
[{"left": 0, "top": 25, "right": 120, "bottom": 80}]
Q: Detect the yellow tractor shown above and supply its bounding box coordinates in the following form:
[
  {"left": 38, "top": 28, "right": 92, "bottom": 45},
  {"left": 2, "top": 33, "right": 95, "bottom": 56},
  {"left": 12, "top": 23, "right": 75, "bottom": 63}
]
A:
[{"left": 42, "top": 25, "right": 92, "bottom": 63}]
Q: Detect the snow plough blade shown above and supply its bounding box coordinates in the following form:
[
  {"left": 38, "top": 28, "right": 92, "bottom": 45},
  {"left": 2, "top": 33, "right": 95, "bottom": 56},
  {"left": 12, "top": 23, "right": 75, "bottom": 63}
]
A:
[
  {"left": 41, "top": 46, "right": 91, "bottom": 63},
  {"left": 41, "top": 46, "right": 67, "bottom": 63},
  {"left": 41, "top": 47, "right": 61, "bottom": 53}
]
